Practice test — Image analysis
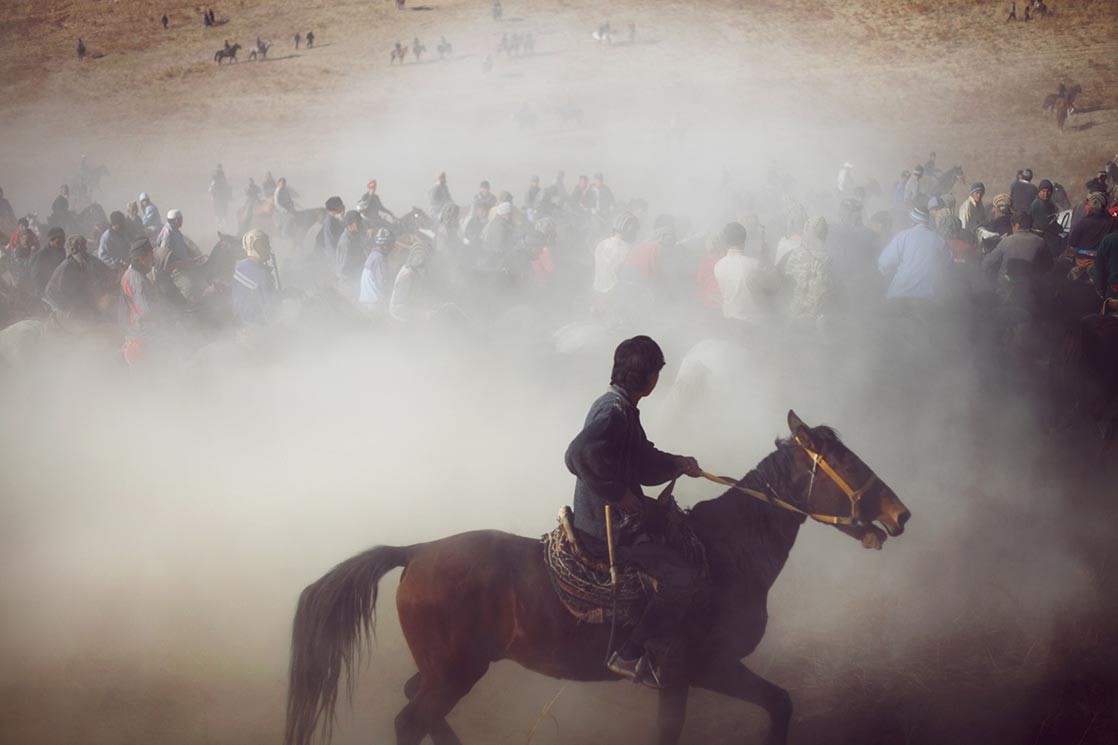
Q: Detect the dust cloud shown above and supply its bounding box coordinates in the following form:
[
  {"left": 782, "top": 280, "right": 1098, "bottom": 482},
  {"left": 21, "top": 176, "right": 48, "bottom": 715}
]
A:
[{"left": 1, "top": 2, "right": 1115, "bottom": 745}]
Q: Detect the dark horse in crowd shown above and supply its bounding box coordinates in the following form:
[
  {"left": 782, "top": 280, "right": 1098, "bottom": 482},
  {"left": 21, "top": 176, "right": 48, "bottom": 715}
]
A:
[{"left": 285, "top": 411, "right": 912, "bottom": 745}]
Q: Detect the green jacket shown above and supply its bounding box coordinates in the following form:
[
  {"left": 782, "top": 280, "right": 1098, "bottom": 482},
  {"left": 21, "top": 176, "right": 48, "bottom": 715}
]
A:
[{"left": 1094, "top": 232, "right": 1118, "bottom": 302}]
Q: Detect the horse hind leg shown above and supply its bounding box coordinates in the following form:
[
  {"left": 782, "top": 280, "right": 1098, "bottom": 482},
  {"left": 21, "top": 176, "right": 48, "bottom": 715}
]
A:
[
  {"left": 696, "top": 660, "right": 792, "bottom": 745},
  {"left": 396, "top": 666, "right": 486, "bottom": 745},
  {"left": 400, "top": 673, "right": 463, "bottom": 745}
]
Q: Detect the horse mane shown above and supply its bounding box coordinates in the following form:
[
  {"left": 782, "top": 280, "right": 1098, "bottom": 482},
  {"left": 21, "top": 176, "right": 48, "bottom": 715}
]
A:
[{"left": 689, "top": 426, "right": 842, "bottom": 586}]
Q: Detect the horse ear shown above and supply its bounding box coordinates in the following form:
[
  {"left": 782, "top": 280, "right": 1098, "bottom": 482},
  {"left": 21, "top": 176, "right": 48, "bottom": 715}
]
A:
[
  {"left": 788, "top": 410, "right": 819, "bottom": 451},
  {"left": 787, "top": 409, "right": 807, "bottom": 435}
]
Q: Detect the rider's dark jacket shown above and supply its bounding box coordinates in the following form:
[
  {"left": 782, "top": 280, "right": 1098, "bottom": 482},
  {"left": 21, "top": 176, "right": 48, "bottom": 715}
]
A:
[{"left": 565, "top": 385, "right": 679, "bottom": 546}]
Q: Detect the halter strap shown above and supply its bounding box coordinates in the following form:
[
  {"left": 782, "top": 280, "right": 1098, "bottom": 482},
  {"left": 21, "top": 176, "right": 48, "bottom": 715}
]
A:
[
  {"left": 699, "top": 435, "right": 877, "bottom": 527},
  {"left": 794, "top": 434, "right": 878, "bottom": 521},
  {"left": 699, "top": 472, "right": 861, "bottom": 527}
]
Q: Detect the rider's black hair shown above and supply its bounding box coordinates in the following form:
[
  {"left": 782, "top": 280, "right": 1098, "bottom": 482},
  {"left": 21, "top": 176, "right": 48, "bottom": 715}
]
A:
[{"left": 610, "top": 335, "right": 665, "bottom": 396}]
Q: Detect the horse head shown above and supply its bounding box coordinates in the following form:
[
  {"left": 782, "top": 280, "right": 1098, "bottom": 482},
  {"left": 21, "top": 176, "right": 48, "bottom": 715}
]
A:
[{"left": 783, "top": 409, "right": 911, "bottom": 549}]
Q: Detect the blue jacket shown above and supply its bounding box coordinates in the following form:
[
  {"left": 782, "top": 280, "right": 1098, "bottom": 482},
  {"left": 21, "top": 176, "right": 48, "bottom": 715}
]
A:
[
  {"left": 878, "top": 222, "right": 952, "bottom": 300},
  {"left": 565, "top": 385, "right": 679, "bottom": 544},
  {"left": 98, "top": 226, "right": 131, "bottom": 267},
  {"left": 231, "top": 257, "right": 277, "bottom": 325},
  {"left": 142, "top": 203, "right": 162, "bottom": 232}
]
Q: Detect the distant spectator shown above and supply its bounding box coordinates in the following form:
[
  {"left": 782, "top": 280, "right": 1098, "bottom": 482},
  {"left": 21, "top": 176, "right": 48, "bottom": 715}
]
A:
[
  {"left": 713, "top": 221, "right": 760, "bottom": 323},
  {"left": 77, "top": 38, "right": 86, "bottom": 61},
  {"left": 7, "top": 217, "right": 39, "bottom": 254},
  {"left": 30, "top": 227, "right": 67, "bottom": 298},
  {"left": 1028, "top": 179, "right": 1059, "bottom": 239},
  {"left": 124, "top": 201, "right": 146, "bottom": 240},
  {"left": 982, "top": 211, "right": 1050, "bottom": 278},
  {"left": 306, "top": 30, "right": 315, "bottom": 48},
  {"left": 294, "top": 32, "right": 301, "bottom": 49},
  {"left": 1006, "top": 2, "right": 1016, "bottom": 21},
  {"left": 877, "top": 201, "right": 952, "bottom": 302},
  {"left": 98, "top": 211, "right": 131, "bottom": 268},
  {"left": 1010, "top": 168, "right": 1037, "bottom": 211},
  {"left": 1067, "top": 192, "right": 1115, "bottom": 257},
  {"left": 892, "top": 170, "right": 910, "bottom": 209},
  {"left": 958, "top": 183, "right": 988, "bottom": 239},
  {"left": 139, "top": 192, "right": 161, "bottom": 234},
  {"left": 903, "top": 165, "right": 925, "bottom": 210},
  {"left": 162, "top": 14, "right": 169, "bottom": 30}
]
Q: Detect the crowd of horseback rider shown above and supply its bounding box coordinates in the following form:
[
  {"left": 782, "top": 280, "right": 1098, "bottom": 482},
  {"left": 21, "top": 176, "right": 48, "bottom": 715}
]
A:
[{"left": 1, "top": 152, "right": 1116, "bottom": 404}]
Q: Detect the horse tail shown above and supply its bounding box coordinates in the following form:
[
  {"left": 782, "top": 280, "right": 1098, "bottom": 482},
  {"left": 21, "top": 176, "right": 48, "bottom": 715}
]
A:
[{"left": 284, "top": 544, "right": 413, "bottom": 745}]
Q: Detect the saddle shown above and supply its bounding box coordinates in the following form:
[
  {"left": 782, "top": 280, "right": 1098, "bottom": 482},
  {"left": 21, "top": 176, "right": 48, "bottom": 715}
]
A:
[{"left": 542, "top": 501, "right": 708, "bottom": 626}]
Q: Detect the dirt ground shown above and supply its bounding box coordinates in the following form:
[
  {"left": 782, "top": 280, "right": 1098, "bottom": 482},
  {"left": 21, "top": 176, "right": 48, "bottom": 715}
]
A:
[
  {"left": 1, "top": 0, "right": 1116, "bottom": 215},
  {"left": 1, "top": 2, "right": 1116, "bottom": 745}
]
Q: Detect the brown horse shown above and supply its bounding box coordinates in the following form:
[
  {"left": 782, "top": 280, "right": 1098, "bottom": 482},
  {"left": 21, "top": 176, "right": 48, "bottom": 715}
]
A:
[
  {"left": 1053, "top": 96, "right": 1069, "bottom": 132},
  {"left": 285, "top": 411, "right": 912, "bottom": 745}
]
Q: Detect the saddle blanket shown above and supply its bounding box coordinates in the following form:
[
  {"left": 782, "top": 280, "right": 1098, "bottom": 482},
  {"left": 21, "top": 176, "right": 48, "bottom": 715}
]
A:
[{"left": 542, "top": 506, "right": 707, "bottom": 625}]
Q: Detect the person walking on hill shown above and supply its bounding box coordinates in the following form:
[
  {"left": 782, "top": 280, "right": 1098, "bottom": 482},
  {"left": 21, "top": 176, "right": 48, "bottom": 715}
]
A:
[
  {"left": 294, "top": 32, "right": 301, "bottom": 49},
  {"left": 1006, "top": 2, "right": 1017, "bottom": 21},
  {"left": 162, "top": 14, "right": 169, "bottom": 30},
  {"left": 306, "top": 31, "right": 315, "bottom": 48},
  {"left": 77, "top": 39, "right": 86, "bottom": 61}
]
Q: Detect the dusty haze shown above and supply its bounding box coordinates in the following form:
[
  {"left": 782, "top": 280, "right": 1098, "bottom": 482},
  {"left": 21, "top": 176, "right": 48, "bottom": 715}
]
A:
[{"left": 1, "top": 0, "right": 1116, "bottom": 744}]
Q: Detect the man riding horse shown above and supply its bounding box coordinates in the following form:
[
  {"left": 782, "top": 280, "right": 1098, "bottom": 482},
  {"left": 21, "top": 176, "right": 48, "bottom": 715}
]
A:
[{"left": 566, "top": 335, "right": 703, "bottom": 686}]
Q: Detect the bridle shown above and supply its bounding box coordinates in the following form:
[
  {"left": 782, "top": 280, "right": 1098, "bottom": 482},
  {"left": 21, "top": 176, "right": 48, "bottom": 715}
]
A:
[
  {"left": 700, "top": 433, "right": 877, "bottom": 527},
  {"left": 793, "top": 433, "right": 877, "bottom": 525}
]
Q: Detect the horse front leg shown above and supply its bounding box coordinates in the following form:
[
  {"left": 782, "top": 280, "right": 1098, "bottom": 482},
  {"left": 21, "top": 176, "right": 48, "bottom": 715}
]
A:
[
  {"left": 695, "top": 660, "right": 791, "bottom": 745},
  {"left": 657, "top": 686, "right": 688, "bottom": 745}
]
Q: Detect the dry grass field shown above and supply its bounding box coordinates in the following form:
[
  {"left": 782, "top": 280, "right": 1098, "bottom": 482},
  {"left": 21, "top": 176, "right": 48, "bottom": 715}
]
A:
[{"left": 1, "top": 0, "right": 1115, "bottom": 211}]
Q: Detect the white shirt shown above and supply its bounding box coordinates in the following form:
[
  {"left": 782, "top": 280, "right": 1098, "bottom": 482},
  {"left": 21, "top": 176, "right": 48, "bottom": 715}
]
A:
[
  {"left": 714, "top": 248, "right": 760, "bottom": 321},
  {"left": 593, "top": 235, "right": 630, "bottom": 294}
]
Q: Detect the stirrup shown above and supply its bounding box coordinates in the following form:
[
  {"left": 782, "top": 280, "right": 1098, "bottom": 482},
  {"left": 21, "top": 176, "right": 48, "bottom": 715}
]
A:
[{"left": 606, "top": 651, "right": 665, "bottom": 689}]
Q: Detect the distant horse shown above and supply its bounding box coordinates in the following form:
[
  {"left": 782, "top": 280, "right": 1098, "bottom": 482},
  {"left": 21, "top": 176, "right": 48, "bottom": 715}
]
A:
[
  {"left": 1049, "top": 97, "right": 1070, "bottom": 132},
  {"left": 390, "top": 206, "right": 435, "bottom": 249},
  {"left": 215, "top": 43, "right": 241, "bottom": 64},
  {"left": 248, "top": 39, "right": 271, "bottom": 61},
  {"left": 1043, "top": 84, "right": 1081, "bottom": 115},
  {"left": 390, "top": 42, "right": 406, "bottom": 65},
  {"left": 74, "top": 203, "right": 109, "bottom": 239},
  {"left": 412, "top": 38, "right": 425, "bottom": 62},
  {"left": 286, "top": 208, "right": 326, "bottom": 247},
  {"left": 436, "top": 36, "right": 452, "bottom": 59},
  {"left": 928, "top": 165, "right": 965, "bottom": 197},
  {"left": 284, "top": 410, "right": 911, "bottom": 745}
]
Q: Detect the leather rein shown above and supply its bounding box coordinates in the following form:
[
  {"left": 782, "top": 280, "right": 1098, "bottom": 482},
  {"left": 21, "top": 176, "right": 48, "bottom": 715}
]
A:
[{"left": 699, "top": 434, "right": 877, "bottom": 527}]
